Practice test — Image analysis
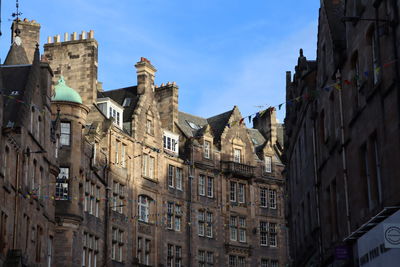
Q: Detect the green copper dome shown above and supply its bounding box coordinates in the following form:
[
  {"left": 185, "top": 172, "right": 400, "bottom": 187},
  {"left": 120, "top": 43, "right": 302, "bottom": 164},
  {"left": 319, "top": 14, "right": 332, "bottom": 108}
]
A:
[{"left": 52, "top": 76, "right": 82, "bottom": 104}]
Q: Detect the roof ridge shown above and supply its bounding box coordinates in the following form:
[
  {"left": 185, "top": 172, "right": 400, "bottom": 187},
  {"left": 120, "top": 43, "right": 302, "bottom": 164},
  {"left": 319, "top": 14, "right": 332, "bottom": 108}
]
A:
[
  {"left": 178, "top": 110, "right": 207, "bottom": 120},
  {"left": 206, "top": 109, "right": 233, "bottom": 121}
]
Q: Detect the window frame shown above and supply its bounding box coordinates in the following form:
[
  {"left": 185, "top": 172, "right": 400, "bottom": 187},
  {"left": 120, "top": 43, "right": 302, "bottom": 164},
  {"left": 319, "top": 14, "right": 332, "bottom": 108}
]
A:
[
  {"left": 269, "top": 189, "right": 277, "bottom": 209},
  {"left": 265, "top": 156, "right": 272, "bottom": 173},
  {"left": 60, "top": 122, "right": 71, "bottom": 146},
  {"left": 138, "top": 195, "right": 150, "bottom": 222},
  {"left": 204, "top": 140, "right": 211, "bottom": 159},
  {"left": 207, "top": 177, "right": 214, "bottom": 198},
  {"left": 55, "top": 167, "right": 69, "bottom": 200},
  {"left": 233, "top": 148, "right": 241, "bottom": 163},
  {"left": 199, "top": 175, "right": 206, "bottom": 196}
]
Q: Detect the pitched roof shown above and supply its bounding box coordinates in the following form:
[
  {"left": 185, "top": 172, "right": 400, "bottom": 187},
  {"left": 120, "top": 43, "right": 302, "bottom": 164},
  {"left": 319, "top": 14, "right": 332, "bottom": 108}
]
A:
[
  {"left": 177, "top": 111, "right": 208, "bottom": 137},
  {"left": 206, "top": 109, "right": 233, "bottom": 143},
  {"left": 1, "top": 65, "right": 32, "bottom": 126},
  {"left": 97, "top": 86, "right": 139, "bottom": 122},
  {"left": 247, "top": 128, "right": 266, "bottom": 151},
  {"left": 4, "top": 42, "right": 29, "bottom": 65}
]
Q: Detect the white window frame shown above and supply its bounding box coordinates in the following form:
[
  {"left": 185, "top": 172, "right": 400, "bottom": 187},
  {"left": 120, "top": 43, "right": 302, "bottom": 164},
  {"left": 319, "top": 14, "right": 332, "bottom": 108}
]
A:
[
  {"left": 265, "top": 156, "right": 272, "bottom": 173},
  {"left": 207, "top": 177, "right": 214, "bottom": 198},
  {"left": 204, "top": 141, "right": 211, "bottom": 159},
  {"left": 238, "top": 217, "right": 246, "bottom": 243},
  {"left": 269, "top": 189, "right": 277, "bottom": 209},
  {"left": 230, "top": 182, "right": 237, "bottom": 202},
  {"left": 163, "top": 131, "right": 179, "bottom": 154},
  {"left": 269, "top": 223, "right": 277, "bottom": 247},
  {"left": 260, "top": 188, "right": 268, "bottom": 208},
  {"left": 198, "top": 211, "right": 205, "bottom": 236},
  {"left": 176, "top": 168, "right": 183, "bottom": 191},
  {"left": 56, "top": 167, "right": 69, "bottom": 200},
  {"left": 199, "top": 175, "right": 205, "bottom": 196},
  {"left": 60, "top": 122, "right": 71, "bottom": 146},
  {"left": 206, "top": 212, "right": 213, "bottom": 238},
  {"left": 238, "top": 183, "right": 245, "bottom": 203},
  {"left": 260, "top": 221, "right": 268, "bottom": 246},
  {"left": 234, "top": 148, "right": 241, "bottom": 163},
  {"left": 138, "top": 195, "right": 150, "bottom": 222},
  {"left": 168, "top": 165, "right": 174, "bottom": 188},
  {"left": 230, "top": 216, "right": 237, "bottom": 241}
]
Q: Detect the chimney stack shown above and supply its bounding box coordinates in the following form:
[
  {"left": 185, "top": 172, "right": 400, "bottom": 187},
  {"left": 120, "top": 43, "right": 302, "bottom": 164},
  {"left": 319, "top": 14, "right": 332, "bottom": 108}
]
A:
[
  {"left": 253, "top": 108, "right": 278, "bottom": 145},
  {"left": 11, "top": 19, "right": 41, "bottom": 63},
  {"left": 135, "top": 57, "right": 157, "bottom": 95}
]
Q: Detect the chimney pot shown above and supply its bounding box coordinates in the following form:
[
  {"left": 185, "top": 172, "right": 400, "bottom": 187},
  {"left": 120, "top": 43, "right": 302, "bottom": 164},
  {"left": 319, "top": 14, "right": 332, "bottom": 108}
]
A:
[
  {"left": 47, "top": 36, "right": 52, "bottom": 43},
  {"left": 54, "top": 35, "right": 61, "bottom": 43},
  {"left": 71, "top": 32, "right": 77, "bottom": 41},
  {"left": 89, "top": 30, "right": 94, "bottom": 39},
  {"left": 64, "top": 32, "right": 69, "bottom": 42}
]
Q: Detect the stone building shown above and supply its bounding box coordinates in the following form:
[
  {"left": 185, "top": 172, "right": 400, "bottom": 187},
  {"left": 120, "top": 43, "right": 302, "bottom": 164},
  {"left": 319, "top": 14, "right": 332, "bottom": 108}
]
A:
[
  {"left": 0, "top": 24, "right": 58, "bottom": 266},
  {"left": 285, "top": 0, "right": 400, "bottom": 266},
  {"left": 0, "top": 18, "right": 288, "bottom": 266}
]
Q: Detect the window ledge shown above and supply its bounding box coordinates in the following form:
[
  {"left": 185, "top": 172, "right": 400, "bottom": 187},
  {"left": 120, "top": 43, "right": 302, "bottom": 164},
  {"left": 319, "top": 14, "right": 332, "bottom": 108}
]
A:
[{"left": 143, "top": 176, "right": 158, "bottom": 183}]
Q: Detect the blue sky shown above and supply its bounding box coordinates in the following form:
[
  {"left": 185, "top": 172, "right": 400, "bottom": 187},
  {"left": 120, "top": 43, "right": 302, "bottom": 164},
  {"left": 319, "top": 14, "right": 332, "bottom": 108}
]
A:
[{"left": 1, "top": 0, "right": 319, "bottom": 122}]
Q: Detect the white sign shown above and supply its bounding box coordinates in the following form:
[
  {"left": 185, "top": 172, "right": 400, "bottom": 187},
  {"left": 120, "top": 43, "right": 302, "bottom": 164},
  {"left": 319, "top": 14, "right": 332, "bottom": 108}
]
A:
[{"left": 384, "top": 224, "right": 400, "bottom": 248}]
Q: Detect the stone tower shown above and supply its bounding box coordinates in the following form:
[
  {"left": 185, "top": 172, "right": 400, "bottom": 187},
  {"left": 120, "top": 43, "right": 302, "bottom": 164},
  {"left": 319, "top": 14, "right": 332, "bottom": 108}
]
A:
[
  {"left": 11, "top": 19, "right": 40, "bottom": 63},
  {"left": 44, "top": 30, "right": 99, "bottom": 106},
  {"left": 51, "top": 77, "right": 90, "bottom": 266}
]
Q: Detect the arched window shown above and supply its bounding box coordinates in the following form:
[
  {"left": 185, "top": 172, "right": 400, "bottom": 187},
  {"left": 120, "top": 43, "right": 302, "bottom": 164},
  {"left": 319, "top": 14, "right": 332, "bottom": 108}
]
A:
[{"left": 138, "top": 195, "right": 152, "bottom": 222}]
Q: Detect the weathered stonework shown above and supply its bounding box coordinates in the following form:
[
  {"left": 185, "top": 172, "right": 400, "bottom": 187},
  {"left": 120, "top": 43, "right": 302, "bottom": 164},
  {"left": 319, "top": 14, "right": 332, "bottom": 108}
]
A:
[{"left": 1, "top": 18, "right": 288, "bottom": 267}]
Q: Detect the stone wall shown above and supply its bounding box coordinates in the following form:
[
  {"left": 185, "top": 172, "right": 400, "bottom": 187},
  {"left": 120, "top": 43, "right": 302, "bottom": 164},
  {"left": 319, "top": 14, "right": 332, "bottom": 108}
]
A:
[{"left": 44, "top": 31, "right": 98, "bottom": 106}]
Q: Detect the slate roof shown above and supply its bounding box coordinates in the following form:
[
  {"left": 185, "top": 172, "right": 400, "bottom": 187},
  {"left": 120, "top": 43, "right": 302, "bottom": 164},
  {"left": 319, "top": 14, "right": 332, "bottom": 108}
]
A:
[
  {"left": 1, "top": 65, "right": 32, "bottom": 126},
  {"left": 206, "top": 110, "right": 233, "bottom": 143},
  {"left": 177, "top": 111, "right": 208, "bottom": 137},
  {"left": 97, "top": 86, "right": 139, "bottom": 122},
  {"left": 247, "top": 128, "right": 266, "bottom": 151},
  {"left": 4, "top": 43, "right": 29, "bottom": 65}
]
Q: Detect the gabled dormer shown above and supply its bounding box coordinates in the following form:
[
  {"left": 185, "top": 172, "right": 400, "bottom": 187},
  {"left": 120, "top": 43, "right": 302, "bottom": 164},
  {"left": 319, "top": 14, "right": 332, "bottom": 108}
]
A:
[{"left": 198, "top": 125, "right": 214, "bottom": 160}]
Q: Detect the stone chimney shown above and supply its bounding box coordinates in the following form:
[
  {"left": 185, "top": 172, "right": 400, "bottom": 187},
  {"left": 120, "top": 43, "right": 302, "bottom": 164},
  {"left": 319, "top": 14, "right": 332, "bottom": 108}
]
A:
[
  {"left": 253, "top": 108, "right": 278, "bottom": 145},
  {"left": 155, "top": 82, "right": 179, "bottom": 132},
  {"left": 135, "top": 57, "right": 156, "bottom": 95},
  {"left": 11, "top": 19, "right": 40, "bottom": 63}
]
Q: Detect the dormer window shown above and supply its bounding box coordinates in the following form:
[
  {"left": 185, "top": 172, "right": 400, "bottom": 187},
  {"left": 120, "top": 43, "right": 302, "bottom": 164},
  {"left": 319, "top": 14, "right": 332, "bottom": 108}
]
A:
[
  {"left": 97, "top": 98, "right": 123, "bottom": 128},
  {"left": 122, "top": 98, "right": 133, "bottom": 107},
  {"left": 109, "top": 107, "right": 120, "bottom": 126},
  {"left": 186, "top": 121, "right": 201, "bottom": 130},
  {"left": 163, "top": 130, "right": 179, "bottom": 154}
]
